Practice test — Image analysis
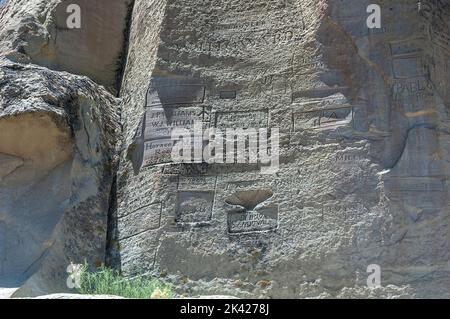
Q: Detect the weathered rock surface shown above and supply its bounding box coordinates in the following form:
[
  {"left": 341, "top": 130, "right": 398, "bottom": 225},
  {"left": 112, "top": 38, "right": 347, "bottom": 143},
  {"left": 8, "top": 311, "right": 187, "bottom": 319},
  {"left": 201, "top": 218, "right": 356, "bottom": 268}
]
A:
[
  {"left": 2, "top": 0, "right": 450, "bottom": 299},
  {"left": 0, "top": 0, "right": 133, "bottom": 92},
  {"left": 0, "top": 0, "right": 121, "bottom": 297},
  {"left": 111, "top": 0, "right": 450, "bottom": 298}
]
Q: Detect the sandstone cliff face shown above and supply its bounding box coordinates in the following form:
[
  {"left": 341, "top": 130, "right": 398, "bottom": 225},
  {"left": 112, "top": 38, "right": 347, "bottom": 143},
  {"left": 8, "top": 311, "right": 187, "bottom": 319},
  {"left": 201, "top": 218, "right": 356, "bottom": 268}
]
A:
[
  {"left": 113, "top": 0, "right": 450, "bottom": 298},
  {"left": 0, "top": 0, "right": 123, "bottom": 297},
  {"left": 1, "top": 0, "right": 450, "bottom": 299},
  {"left": 0, "top": 0, "right": 133, "bottom": 92}
]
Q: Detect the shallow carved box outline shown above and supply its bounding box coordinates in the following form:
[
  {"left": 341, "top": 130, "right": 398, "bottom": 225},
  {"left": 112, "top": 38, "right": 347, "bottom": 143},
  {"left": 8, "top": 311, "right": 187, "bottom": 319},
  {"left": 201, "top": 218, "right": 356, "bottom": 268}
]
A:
[
  {"left": 119, "top": 232, "right": 159, "bottom": 275},
  {"left": 142, "top": 139, "right": 174, "bottom": 167},
  {"left": 227, "top": 206, "right": 279, "bottom": 235},
  {"left": 292, "top": 106, "right": 354, "bottom": 131},
  {"left": 140, "top": 104, "right": 212, "bottom": 167},
  {"left": 391, "top": 56, "right": 426, "bottom": 79},
  {"left": 175, "top": 190, "right": 215, "bottom": 226},
  {"left": 219, "top": 90, "right": 237, "bottom": 100},
  {"left": 142, "top": 105, "right": 211, "bottom": 141},
  {"left": 389, "top": 39, "right": 423, "bottom": 58},
  {"left": 214, "top": 109, "right": 270, "bottom": 130},
  {"left": 146, "top": 83, "right": 206, "bottom": 107},
  {"left": 117, "top": 202, "right": 163, "bottom": 240}
]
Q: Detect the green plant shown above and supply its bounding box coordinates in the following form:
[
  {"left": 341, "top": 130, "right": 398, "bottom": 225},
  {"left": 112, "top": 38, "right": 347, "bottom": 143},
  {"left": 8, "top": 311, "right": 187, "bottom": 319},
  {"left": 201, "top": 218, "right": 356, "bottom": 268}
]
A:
[{"left": 78, "top": 264, "right": 172, "bottom": 299}]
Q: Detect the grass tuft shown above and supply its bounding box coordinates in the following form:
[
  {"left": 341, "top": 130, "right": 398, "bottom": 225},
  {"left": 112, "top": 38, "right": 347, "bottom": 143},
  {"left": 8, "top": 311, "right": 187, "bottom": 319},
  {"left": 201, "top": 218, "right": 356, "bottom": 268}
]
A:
[{"left": 77, "top": 264, "right": 172, "bottom": 299}]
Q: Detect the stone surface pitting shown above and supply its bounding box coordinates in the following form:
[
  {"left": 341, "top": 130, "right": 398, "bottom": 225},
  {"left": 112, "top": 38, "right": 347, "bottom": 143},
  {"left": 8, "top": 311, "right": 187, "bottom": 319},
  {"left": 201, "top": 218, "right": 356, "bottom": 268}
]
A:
[
  {"left": 2, "top": 0, "right": 450, "bottom": 299},
  {"left": 114, "top": 0, "right": 450, "bottom": 299},
  {"left": 0, "top": 0, "right": 121, "bottom": 297}
]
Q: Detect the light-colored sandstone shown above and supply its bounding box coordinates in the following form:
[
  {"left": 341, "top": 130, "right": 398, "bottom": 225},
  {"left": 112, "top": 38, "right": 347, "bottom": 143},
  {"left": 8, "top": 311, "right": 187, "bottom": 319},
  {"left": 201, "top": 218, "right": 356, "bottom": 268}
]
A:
[{"left": 112, "top": 0, "right": 450, "bottom": 299}]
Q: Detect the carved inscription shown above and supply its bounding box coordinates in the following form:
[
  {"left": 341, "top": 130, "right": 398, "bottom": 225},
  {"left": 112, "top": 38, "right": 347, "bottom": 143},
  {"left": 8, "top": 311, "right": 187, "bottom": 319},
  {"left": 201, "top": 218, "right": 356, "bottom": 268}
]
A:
[
  {"left": 167, "top": 0, "right": 305, "bottom": 56},
  {"left": 143, "top": 139, "right": 174, "bottom": 166},
  {"left": 176, "top": 191, "right": 215, "bottom": 224},
  {"left": 175, "top": 175, "right": 217, "bottom": 226},
  {"left": 144, "top": 106, "right": 207, "bottom": 140},
  {"left": 392, "top": 77, "right": 434, "bottom": 102},
  {"left": 118, "top": 203, "right": 162, "bottom": 239},
  {"left": 225, "top": 189, "right": 278, "bottom": 234},
  {"left": 228, "top": 207, "right": 278, "bottom": 234},
  {"left": 141, "top": 76, "right": 210, "bottom": 167},
  {"left": 293, "top": 106, "right": 354, "bottom": 131},
  {"left": 214, "top": 110, "right": 269, "bottom": 129},
  {"left": 181, "top": 29, "right": 298, "bottom": 54},
  {"left": 388, "top": 40, "right": 432, "bottom": 103},
  {"left": 335, "top": 153, "right": 366, "bottom": 167}
]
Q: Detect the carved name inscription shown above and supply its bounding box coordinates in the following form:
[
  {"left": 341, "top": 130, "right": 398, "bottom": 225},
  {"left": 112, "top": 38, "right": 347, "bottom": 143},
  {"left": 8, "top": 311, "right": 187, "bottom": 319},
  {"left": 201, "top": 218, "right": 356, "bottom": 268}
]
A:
[
  {"left": 143, "top": 139, "right": 174, "bottom": 166},
  {"left": 293, "top": 106, "right": 354, "bottom": 131},
  {"left": 141, "top": 77, "right": 210, "bottom": 167},
  {"left": 392, "top": 77, "right": 434, "bottom": 102},
  {"left": 214, "top": 110, "right": 269, "bottom": 130},
  {"left": 118, "top": 203, "right": 162, "bottom": 239},
  {"left": 228, "top": 207, "right": 278, "bottom": 234},
  {"left": 176, "top": 191, "right": 215, "bottom": 224},
  {"left": 169, "top": 0, "right": 304, "bottom": 31},
  {"left": 168, "top": 0, "right": 304, "bottom": 55},
  {"left": 144, "top": 106, "right": 207, "bottom": 140},
  {"left": 335, "top": 153, "right": 366, "bottom": 166}
]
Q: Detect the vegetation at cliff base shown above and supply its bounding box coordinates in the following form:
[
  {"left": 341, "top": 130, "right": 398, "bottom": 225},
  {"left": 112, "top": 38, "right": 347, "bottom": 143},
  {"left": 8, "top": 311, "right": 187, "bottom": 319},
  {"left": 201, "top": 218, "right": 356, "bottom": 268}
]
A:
[{"left": 78, "top": 264, "right": 172, "bottom": 299}]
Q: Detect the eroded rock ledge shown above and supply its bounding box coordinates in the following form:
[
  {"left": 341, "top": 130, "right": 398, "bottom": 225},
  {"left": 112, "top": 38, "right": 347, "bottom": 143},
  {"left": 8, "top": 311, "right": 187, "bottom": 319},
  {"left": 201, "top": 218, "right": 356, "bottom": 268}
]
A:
[{"left": 0, "top": 55, "right": 120, "bottom": 297}]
